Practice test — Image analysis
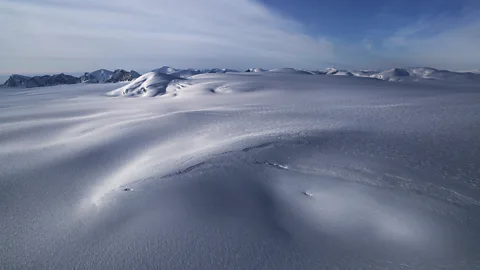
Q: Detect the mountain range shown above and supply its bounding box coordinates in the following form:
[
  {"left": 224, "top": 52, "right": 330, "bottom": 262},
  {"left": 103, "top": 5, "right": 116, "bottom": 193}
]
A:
[{"left": 3, "top": 66, "right": 480, "bottom": 88}]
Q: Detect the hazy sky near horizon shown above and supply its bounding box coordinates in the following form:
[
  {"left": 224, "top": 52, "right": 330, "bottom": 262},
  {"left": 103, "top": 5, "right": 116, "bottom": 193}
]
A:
[{"left": 1, "top": 0, "right": 479, "bottom": 74}]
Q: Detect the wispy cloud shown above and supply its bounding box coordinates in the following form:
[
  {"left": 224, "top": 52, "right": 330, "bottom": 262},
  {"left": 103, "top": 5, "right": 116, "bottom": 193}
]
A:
[
  {"left": 380, "top": 7, "right": 480, "bottom": 70},
  {"left": 1, "top": 0, "right": 479, "bottom": 74},
  {"left": 0, "top": 0, "right": 334, "bottom": 73}
]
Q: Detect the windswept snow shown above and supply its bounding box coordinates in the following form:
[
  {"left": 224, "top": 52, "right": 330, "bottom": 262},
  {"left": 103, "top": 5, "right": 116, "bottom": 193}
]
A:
[{"left": 1, "top": 72, "right": 480, "bottom": 269}]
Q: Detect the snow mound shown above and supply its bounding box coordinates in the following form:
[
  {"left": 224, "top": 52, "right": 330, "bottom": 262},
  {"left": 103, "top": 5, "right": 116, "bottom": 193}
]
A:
[
  {"left": 107, "top": 71, "right": 181, "bottom": 97},
  {"left": 269, "top": 68, "right": 312, "bottom": 74}
]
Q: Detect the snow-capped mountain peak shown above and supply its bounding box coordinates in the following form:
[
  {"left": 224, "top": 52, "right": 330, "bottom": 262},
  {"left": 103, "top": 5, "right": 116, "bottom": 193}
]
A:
[
  {"left": 105, "top": 69, "right": 141, "bottom": 83},
  {"left": 80, "top": 69, "right": 114, "bottom": 83}
]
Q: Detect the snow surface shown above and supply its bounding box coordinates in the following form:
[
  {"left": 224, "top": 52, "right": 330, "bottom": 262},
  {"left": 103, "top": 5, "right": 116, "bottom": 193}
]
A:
[{"left": 1, "top": 73, "right": 480, "bottom": 269}]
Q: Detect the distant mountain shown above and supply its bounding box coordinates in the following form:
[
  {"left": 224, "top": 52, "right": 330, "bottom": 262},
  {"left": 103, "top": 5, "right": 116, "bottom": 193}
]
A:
[
  {"left": 318, "top": 67, "right": 480, "bottom": 83},
  {"left": 406, "top": 67, "right": 480, "bottom": 82},
  {"left": 152, "top": 66, "right": 178, "bottom": 74},
  {"left": 25, "top": 74, "right": 79, "bottom": 88},
  {"left": 80, "top": 69, "right": 113, "bottom": 83},
  {"left": 105, "top": 69, "right": 140, "bottom": 83},
  {"left": 365, "top": 67, "right": 480, "bottom": 82},
  {"left": 268, "top": 68, "right": 312, "bottom": 75},
  {"left": 3, "top": 74, "right": 32, "bottom": 87},
  {"left": 4, "top": 66, "right": 480, "bottom": 89},
  {"left": 206, "top": 68, "right": 238, "bottom": 73},
  {"left": 350, "top": 70, "right": 379, "bottom": 77},
  {"left": 370, "top": 68, "right": 410, "bottom": 81},
  {"left": 308, "top": 70, "right": 327, "bottom": 75},
  {"left": 245, "top": 68, "right": 266, "bottom": 72},
  {"left": 170, "top": 69, "right": 202, "bottom": 78},
  {"left": 325, "top": 68, "right": 339, "bottom": 75}
]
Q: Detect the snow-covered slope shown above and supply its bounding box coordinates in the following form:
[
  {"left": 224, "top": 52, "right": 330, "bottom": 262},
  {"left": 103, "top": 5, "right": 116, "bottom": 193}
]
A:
[
  {"left": 108, "top": 71, "right": 181, "bottom": 97},
  {"left": 2, "top": 73, "right": 480, "bottom": 269},
  {"left": 80, "top": 69, "right": 114, "bottom": 83}
]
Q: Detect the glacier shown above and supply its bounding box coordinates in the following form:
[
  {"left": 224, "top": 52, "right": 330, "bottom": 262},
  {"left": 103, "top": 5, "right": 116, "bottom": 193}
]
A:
[{"left": 1, "top": 72, "right": 480, "bottom": 269}]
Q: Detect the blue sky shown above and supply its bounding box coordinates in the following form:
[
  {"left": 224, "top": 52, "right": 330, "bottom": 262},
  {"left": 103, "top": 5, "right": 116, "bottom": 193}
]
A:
[{"left": 1, "top": 0, "right": 479, "bottom": 74}]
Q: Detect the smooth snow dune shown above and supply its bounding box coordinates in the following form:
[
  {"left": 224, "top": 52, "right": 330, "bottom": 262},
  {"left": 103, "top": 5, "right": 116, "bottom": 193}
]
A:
[{"left": 1, "top": 73, "right": 480, "bottom": 269}]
